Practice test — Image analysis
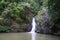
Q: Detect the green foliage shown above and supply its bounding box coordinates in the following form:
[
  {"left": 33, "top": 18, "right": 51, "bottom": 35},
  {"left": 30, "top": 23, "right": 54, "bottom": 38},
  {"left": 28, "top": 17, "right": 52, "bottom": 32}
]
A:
[
  {"left": 0, "top": 0, "right": 42, "bottom": 30},
  {"left": 48, "top": 0, "right": 60, "bottom": 34},
  {"left": 0, "top": 0, "right": 31, "bottom": 23},
  {"left": 0, "top": 0, "right": 42, "bottom": 32},
  {"left": 30, "top": 0, "right": 42, "bottom": 16},
  {"left": 48, "top": 0, "right": 60, "bottom": 18},
  {"left": 0, "top": 25, "right": 10, "bottom": 32},
  {"left": 0, "top": 0, "right": 42, "bottom": 23}
]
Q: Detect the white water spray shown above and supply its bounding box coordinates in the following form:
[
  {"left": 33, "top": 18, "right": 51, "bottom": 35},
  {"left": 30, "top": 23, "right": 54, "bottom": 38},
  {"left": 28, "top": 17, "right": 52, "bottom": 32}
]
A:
[{"left": 30, "top": 17, "right": 36, "bottom": 33}]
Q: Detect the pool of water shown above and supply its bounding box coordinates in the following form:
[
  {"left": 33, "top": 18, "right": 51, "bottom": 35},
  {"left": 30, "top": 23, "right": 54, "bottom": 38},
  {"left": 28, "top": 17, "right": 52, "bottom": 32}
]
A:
[{"left": 0, "top": 32, "right": 60, "bottom": 40}]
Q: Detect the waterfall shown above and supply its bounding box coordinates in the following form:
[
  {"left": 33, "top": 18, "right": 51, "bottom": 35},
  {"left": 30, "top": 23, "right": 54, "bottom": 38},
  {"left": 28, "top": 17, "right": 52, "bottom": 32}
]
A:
[
  {"left": 29, "top": 17, "right": 36, "bottom": 40},
  {"left": 30, "top": 17, "right": 36, "bottom": 33},
  {"left": 28, "top": 17, "right": 36, "bottom": 40}
]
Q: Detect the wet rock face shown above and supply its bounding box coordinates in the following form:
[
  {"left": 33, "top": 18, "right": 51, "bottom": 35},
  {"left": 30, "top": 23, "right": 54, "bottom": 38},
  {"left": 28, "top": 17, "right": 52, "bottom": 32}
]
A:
[
  {"left": 36, "top": 12, "right": 51, "bottom": 34},
  {"left": 10, "top": 14, "right": 33, "bottom": 32},
  {"left": 40, "top": 13, "right": 49, "bottom": 33},
  {"left": 27, "top": 23, "right": 32, "bottom": 32}
]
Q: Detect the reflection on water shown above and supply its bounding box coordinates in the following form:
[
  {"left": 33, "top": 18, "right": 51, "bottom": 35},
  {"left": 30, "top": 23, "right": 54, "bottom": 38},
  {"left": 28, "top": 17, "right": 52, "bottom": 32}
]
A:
[
  {"left": 0, "top": 33, "right": 60, "bottom": 40},
  {"left": 31, "top": 33, "right": 36, "bottom": 40}
]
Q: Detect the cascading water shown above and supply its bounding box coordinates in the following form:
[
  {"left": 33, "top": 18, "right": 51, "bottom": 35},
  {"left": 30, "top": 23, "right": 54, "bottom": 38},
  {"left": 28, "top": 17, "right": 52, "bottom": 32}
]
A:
[
  {"left": 30, "top": 17, "right": 36, "bottom": 40},
  {"left": 30, "top": 17, "right": 36, "bottom": 33}
]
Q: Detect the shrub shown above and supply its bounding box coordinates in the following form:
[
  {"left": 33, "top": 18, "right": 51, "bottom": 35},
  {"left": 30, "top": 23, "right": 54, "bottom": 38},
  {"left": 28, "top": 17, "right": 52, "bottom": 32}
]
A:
[{"left": 0, "top": 25, "right": 11, "bottom": 32}]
